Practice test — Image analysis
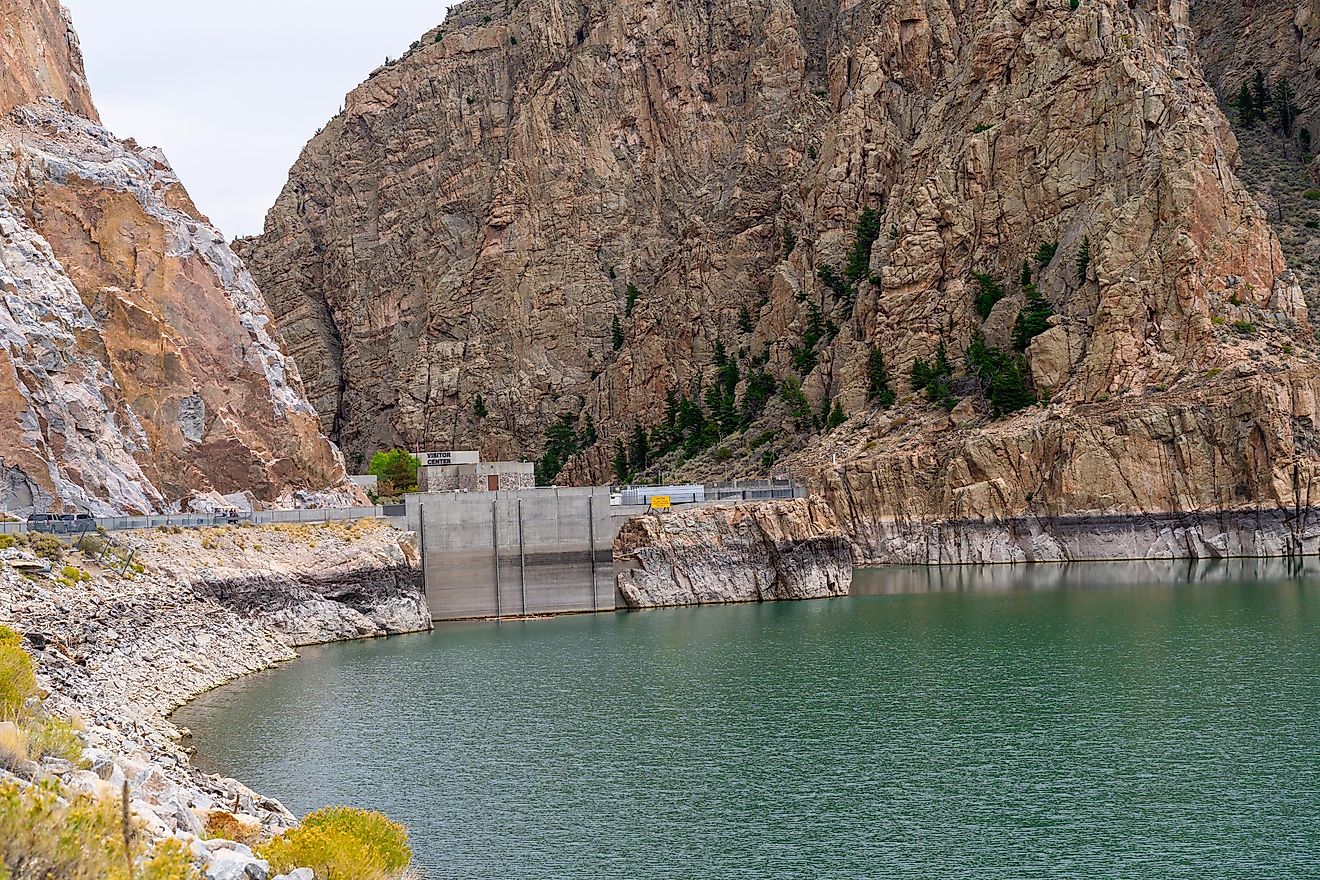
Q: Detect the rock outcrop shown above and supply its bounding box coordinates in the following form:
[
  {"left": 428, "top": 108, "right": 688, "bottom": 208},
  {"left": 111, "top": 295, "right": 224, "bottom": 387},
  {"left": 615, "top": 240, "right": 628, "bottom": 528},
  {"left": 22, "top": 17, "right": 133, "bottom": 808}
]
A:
[
  {"left": 0, "top": 1, "right": 358, "bottom": 515},
  {"left": 0, "top": 0, "right": 95, "bottom": 121},
  {"left": 615, "top": 499, "right": 852, "bottom": 608},
  {"left": 244, "top": 0, "right": 1320, "bottom": 559}
]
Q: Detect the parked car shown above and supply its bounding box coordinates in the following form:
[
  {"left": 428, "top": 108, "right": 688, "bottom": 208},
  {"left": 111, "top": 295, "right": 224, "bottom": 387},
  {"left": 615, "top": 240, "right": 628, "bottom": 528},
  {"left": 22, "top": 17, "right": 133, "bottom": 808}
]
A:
[
  {"left": 26, "top": 513, "right": 56, "bottom": 533},
  {"left": 57, "top": 513, "right": 97, "bottom": 535}
]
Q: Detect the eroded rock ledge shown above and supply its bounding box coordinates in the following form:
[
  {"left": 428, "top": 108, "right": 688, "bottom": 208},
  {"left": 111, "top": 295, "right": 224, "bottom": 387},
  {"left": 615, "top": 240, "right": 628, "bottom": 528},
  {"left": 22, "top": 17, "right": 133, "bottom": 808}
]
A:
[
  {"left": 0, "top": 520, "right": 428, "bottom": 868},
  {"left": 615, "top": 499, "right": 853, "bottom": 609}
]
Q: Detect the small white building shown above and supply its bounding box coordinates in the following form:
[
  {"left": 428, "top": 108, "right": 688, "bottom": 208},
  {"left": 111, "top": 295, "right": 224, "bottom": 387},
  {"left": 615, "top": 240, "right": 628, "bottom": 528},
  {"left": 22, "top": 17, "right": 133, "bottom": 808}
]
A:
[{"left": 417, "top": 451, "right": 535, "bottom": 493}]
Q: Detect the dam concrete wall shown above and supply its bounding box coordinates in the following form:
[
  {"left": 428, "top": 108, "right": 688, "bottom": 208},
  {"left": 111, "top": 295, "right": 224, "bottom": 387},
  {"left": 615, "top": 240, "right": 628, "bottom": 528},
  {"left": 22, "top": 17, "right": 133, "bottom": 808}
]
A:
[{"left": 407, "top": 488, "right": 629, "bottom": 621}]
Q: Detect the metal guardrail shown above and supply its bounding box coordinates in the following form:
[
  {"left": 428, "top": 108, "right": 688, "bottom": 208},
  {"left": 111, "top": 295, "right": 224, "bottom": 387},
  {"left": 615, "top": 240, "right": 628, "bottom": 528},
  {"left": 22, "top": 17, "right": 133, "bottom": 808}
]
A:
[
  {"left": 613, "top": 480, "right": 806, "bottom": 507},
  {"left": 0, "top": 504, "right": 405, "bottom": 537}
]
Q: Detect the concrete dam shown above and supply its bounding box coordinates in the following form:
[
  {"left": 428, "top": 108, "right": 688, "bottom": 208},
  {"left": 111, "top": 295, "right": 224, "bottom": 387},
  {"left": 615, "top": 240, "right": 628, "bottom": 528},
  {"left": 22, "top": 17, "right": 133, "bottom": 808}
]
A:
[{"left": 404, "top": 481, "right": 804, "bottom": 621}]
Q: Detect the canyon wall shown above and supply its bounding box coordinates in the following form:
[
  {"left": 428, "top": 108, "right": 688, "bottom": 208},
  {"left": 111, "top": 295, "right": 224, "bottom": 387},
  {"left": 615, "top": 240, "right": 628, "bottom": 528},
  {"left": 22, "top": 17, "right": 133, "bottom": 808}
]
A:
[
  {"left": 245, "top": 0, "right": 1319, "bottom": 546},
  {"left": 1191, "top": 0, "right": 1319, "bottom": 132},
  {"left": 0, "top": 1, "right": 358, "bottom": 515}
]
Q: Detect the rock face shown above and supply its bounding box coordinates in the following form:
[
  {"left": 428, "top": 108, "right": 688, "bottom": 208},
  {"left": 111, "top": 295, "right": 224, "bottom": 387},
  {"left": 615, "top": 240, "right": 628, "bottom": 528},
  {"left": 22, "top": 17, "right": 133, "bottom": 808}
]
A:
[
  {"left": 615, "top": 500, "right": 853, "bottom": 608},
  {"left": 0, "top": 2, "right": 357, "bottom": 515},
  {"left": 1191, "top": 0, "right": 1320, "bottom": 132},
  {"left": 244, "top": 0, "right": 1320, "bottom": 559},
  {"left": 0, "top": 0, "right": 95, "bottom": 121}
]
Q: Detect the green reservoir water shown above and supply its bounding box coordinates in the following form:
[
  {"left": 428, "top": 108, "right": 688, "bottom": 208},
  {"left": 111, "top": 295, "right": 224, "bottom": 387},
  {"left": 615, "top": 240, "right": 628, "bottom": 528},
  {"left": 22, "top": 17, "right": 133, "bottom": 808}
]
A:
[{"left": 176, "top": 562, "right": 1320, "bottom": 878}]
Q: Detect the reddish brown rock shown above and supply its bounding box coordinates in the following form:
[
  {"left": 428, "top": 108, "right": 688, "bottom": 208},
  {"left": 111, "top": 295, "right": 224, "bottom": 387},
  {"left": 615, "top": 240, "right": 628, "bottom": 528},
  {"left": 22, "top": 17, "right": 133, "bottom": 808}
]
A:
[{"left": 0, "top": 4, "right": 358, "bottom": 513}]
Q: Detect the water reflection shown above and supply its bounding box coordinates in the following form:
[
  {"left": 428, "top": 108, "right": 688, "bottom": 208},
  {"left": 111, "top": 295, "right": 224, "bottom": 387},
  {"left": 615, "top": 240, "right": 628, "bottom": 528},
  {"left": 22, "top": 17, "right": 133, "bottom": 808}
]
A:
[{"left": 853, "top": 556, "right": 1320, "bottom": 595}]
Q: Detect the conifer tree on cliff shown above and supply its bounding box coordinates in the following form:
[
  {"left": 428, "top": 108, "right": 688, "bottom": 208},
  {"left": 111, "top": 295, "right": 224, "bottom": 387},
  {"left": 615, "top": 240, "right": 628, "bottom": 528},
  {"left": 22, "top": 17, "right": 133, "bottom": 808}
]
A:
[
  {"left": 1236, "top": 82, "right": 1256, "bottom": 127},
  {"left": 1273, "top": 79, "right": 1298, "bottom": 136}
]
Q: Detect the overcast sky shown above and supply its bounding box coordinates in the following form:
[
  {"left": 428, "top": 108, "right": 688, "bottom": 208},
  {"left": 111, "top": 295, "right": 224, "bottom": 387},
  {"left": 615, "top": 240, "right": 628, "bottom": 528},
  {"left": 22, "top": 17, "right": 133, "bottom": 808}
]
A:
[{"left": 63, "top": 2, "right": 455, "bottom": 238}]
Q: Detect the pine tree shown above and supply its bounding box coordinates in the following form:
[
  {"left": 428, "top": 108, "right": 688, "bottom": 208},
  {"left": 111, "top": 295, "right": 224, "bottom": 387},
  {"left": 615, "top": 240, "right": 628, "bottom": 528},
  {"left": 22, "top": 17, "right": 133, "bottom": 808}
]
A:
[
  {"left": 1252, "top": 69, "right": 1271, "bottom": 114},
  {"left": 1020, "top": 259, "right": 1032, "bottom": 287},
  {"left": 612, "top": 439, "right": 629, "bottom": 482},
  {"left": 738, "top": 303, "right": 755, "bottom": 333},
  {"left": 473, "top": 395, "right": 488, "bottom": 419},
  {"left": 782, "top": 224, "right": 797, "bottom": 255},
  {"left": 629, "top": 423, "right": 650, "bottom": 473},
  {"left": 611, "top": 314, "right": 624, "bottom": 351},
  {"left": 1034, "top": 241, "right": 1059, "bottom": 269},
  {"left": 826, "top": 402, "right": 847, "bottom": 430},
  {"left": 625, "top": 283, "right": 641, "bottom": 318},
  {"left": 1012, "top": 285, "right": 1055, "bottom": 351},
  {"left": 1274, "top": 78, "right": 1298, "bottom": 135},
  {"left": 1075, "top": 237, "right": 1091, "bottom": 284},
  {"left": 1301, "top": 128, "right": 1312, "bottom": 156},
  {"left": 1236, "top": 81, "right": 1257, "bottom": 127},
  {"left": 581, "top": 414, "right": 597, "bottom": 447},
  {"left": 845, "top": 207, "right": 884, "bottom": 283},
  {"left": 972, "top": 273, "right": 1006, "bottom": 320},
  {"left": 866, "top": 347, "right": 896, "bottom": 408}
]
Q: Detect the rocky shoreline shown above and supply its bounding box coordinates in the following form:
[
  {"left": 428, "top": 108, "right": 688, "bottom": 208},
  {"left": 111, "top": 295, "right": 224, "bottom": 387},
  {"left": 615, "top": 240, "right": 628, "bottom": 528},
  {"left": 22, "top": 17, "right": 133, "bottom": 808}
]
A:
[{"left": 0, "top": 519, "right": 429, "bottom": 879}]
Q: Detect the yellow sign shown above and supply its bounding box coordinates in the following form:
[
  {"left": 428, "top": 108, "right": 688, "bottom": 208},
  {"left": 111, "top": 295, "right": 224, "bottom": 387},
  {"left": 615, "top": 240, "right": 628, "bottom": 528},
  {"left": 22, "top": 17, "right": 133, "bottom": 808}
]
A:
[{"left": 650, "top": 496, "right": 672, "bottom": 511}]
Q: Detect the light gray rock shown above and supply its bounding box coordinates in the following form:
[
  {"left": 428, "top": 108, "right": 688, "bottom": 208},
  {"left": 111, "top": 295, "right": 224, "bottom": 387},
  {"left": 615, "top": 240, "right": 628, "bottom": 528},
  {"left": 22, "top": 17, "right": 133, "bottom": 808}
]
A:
[
  {"left": 204, "top": 846, "right": 270, "bottom": 880},
  {"left": 615, "top": 500, "right": 853, "bottom": 609}
]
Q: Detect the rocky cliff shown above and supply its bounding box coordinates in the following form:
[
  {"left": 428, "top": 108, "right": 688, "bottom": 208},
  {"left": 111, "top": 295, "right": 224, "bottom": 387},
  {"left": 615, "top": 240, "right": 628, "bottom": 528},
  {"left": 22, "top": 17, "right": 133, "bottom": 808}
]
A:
[
  {"left": 0, "top": 0, "right": 358, "bottom": 515},
  {"left": 1191, "top": 0, "right": 1319, "bottom": 133},
  {"left": 615, "top": 499, "right": 852, "bottom": 608},
  {"left": 245, "top": 0, "right": 1320, "bottom": 552}
]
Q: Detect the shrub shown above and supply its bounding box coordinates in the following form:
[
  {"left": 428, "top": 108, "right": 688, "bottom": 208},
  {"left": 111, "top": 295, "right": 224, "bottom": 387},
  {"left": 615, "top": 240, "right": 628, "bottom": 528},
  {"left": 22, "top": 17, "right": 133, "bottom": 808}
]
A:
[
  {"left": 972, "top": 273, "right": 1005, "bottom": 320},
  {"left": 0, "top": 722, "right": 29, "bottom": 770},
  {"left": 1233, "top": 320, "right": 1258, "bottom": 336},
  {"left": 26, "top": 715, "right": 85, "bottom": 764},
  {"left": 205, "top": 812, "right": 263, "bottom": 847},
  {"left": 302, "top": 807, "right": 410, "bottom": 863},
  {"left": 0, "top": 780, "right": 197, "bottom": 880},
  {"left": 1303, "top": 189, "right": 1320, "bottom": 201},
  {"left": 0, "top": 627, "right": 20, "bottom": 649},
  {"left": 141, "top": 839, "right": 201, "bottom": 880},
  {"left": 826, "top": 403, "right": 847, "bottom": 430},
  {"left": 0, "top": 643, "right": 36, "bottom": 721},
  {"left": 261, "top": 807, "right": 412, "bottom": 880},
  {"left": 971, "top": 123, "right": 993, "bottom": 133},
  {"left": 473, "top": 395, "right": 488, "bottom": 419}
]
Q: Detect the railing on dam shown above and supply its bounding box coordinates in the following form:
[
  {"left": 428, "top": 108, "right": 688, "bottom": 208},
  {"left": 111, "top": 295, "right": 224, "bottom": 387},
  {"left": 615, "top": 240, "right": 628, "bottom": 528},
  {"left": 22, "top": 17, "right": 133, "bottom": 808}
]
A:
[{"left": 0, "top": 505, "right": 406, "bottom": 536}]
